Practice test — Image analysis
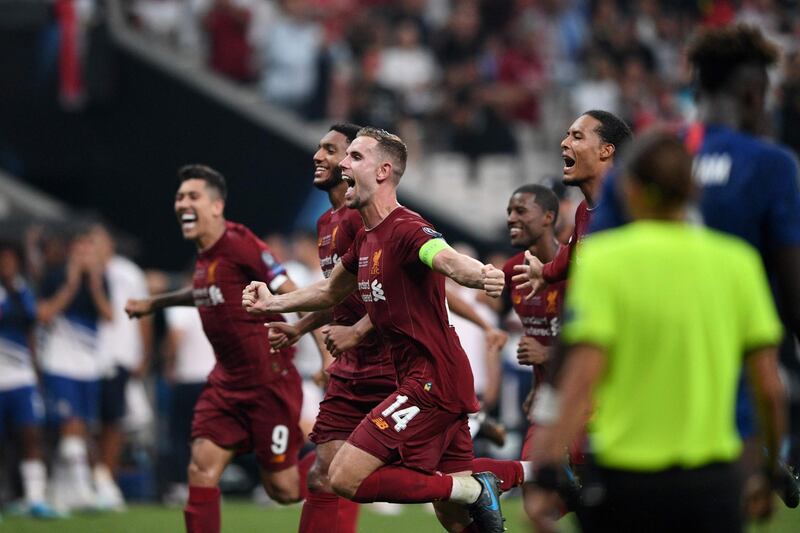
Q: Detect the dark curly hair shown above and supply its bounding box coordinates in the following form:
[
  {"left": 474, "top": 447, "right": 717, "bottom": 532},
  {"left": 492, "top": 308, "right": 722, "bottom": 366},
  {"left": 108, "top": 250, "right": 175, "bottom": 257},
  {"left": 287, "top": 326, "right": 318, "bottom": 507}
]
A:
[{"left": 687, "top": 24, "right": 779, "bottom": 94}]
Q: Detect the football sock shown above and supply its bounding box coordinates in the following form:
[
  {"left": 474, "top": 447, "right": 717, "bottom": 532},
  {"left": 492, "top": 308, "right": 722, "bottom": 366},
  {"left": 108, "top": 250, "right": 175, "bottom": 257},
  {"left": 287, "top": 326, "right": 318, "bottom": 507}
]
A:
[
  {"left": 59, "top": 436, "right": 93, "bottom": 497},
  {"left": 352, "top": 466, "right": 453, "bottom": 504},
  {"left": 20, "top": 459, "right": 47, "bottom": 505},
  {"left": 184, "top": 486, "right": 220, "bottom": 533},
  {"left": 298, "top": 452, "right": 316, "bottom": 501},
  {"left": 336, "top": 497, "right": 360, "bottom": 532},
  {"left": 471, "top": 458, "right": 527, "bottom": 491},
  {"left": 448, "top": 475, "right": 481, "bottom": 505},
  {"left": 298, "top": 492, "right": 339, "bottom": 533}
]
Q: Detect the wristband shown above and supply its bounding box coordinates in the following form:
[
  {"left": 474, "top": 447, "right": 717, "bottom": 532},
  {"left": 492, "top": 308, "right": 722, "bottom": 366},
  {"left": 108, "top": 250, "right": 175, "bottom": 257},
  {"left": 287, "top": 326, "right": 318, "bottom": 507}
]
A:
[{"left": 530, "top": 383, "right": 560, "bottom": 425}]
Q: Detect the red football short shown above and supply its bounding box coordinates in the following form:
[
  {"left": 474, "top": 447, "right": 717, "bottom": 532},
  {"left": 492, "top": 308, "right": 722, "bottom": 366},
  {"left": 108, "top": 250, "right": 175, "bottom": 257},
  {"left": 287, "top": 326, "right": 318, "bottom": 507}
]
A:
[
  {"left": 310, "top": 373, "right": 396, "bottom": 445},
  {"left": 191, "top": 366, "right": 304, "bottom": 472},
  {"left": 347, "top": 379, "right": 474, "bottom": 474}
]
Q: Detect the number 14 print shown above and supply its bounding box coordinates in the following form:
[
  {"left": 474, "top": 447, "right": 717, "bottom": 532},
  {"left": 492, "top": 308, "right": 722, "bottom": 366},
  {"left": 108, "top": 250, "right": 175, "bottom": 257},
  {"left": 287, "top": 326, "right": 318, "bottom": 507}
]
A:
[{"left": 381, "top": 395, "right": 421, "bottom": 432}]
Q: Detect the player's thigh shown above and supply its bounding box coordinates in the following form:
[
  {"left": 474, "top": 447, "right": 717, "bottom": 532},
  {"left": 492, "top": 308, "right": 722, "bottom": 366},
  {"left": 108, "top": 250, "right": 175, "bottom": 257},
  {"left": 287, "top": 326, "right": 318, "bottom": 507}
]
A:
[
  {"left": 328, "top": 441, "right": 385, "bottom": 496},
  {"left": 188, "top": 437, "right": 235, "bottom": 486},
  {"left": 316, "top": 439, "right": 346, "bottom": 476}
]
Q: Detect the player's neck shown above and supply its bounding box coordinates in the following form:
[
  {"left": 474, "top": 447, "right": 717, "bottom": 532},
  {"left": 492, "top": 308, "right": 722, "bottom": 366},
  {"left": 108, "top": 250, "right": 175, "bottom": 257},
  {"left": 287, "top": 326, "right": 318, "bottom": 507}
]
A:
[
  {"left": 195, "top": 220, "right": 227, "bottom": 252},
  {"left": 697, "top": 97, "right": 740, "bottom": 130},
  {"left": 359, "top": 194, "right": 401, "bottom": 230},
  {"left": 527, "top": 233, "right": 558, "bottom": 263},
  {"left": 327, "top": 182, "right": 348, "bottom": 211}
]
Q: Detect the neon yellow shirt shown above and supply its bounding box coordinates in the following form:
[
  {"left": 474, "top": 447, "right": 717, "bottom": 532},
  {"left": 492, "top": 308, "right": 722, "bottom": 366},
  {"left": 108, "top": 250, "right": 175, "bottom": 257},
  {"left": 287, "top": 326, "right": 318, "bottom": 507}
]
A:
[{"left": 563, "top": 221, "right": 782, "bottom": 471}]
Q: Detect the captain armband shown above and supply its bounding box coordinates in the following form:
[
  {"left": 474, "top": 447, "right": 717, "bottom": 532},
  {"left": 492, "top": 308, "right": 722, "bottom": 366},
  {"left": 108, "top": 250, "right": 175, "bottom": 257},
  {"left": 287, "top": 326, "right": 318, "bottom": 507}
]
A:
[
  {"left": 530, "top": 383, "right": 561, "bottom": 426},
  {"left": 418, "top": 238, "right": 450, "bottom": 269}
]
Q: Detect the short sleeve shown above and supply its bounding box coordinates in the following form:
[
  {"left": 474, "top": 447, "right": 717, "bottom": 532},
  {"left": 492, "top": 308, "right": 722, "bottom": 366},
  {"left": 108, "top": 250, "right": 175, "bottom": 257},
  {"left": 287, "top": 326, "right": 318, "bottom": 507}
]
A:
[
  {"left": 763, "top": 149, "right": 800, "bottom": 247},
  {"left": 561, "top": 243, "right": 617, "bottom": 349},
  {"left": 243, "top": 237, "right": 289, "bottom": 293},
  {"left": 340, "top": 229, "right": 364, "bottom": 274},
  {"left": 397, "top": 220, "right": 446, "bottom": 266},
  {"left": 736, "top": 247, "right": 783, "bottom": 351}
]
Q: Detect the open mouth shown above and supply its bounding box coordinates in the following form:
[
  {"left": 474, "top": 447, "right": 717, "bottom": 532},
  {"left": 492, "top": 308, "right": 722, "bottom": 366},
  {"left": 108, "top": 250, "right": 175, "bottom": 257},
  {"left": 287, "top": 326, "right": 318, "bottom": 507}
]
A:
[
  {"left": 314, "top": 165, "right": 327, "bottom": 178},
  {"left": 563, "top": 155, "right": 576, "bottom": 172},
  {"left": 509, "top": 226, "right": 522, "bottom": 239},
  {"left": 180, "top": 212, "right": 198, "bottom": 230}
]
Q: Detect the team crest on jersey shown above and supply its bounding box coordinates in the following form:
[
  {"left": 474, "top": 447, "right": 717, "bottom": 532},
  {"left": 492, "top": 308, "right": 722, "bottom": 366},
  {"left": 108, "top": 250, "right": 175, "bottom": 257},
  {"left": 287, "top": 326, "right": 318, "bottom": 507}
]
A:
[
  {"left": 513, "top": 294, "right": 522, "bottom": 305},
  {"left": 331, "top": 226, "right": 339, "bottom": 248},
  {"left": 207, "top": 260, "right": 219, "bottom": 284},
  {"left": 371, "top": 249, "right": 382, "bottom": 276},
  {"left": 546, "top": 290, "right": 558, "bottom": 314}
]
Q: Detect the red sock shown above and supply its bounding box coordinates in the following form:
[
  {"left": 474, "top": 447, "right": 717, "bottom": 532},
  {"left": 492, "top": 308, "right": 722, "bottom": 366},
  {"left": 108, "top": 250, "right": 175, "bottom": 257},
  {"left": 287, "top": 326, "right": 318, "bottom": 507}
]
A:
[
  {"left": 297, "top": 451, "right": 316, "bottom": 501},
  {"left": 472, "top": 458, "right": 524, "bottom": 492},
  {"left": 298, "top": 491, "right": 339, "bottom": 533},
  {"left": 184, "top": 486, "right": 220, "bottom": 533},
  {"left": 336, "top": 497, "right": 360, "bottom": 532},
  {"left": 352, "top": 466, "right": 453, "bottom": 503}
]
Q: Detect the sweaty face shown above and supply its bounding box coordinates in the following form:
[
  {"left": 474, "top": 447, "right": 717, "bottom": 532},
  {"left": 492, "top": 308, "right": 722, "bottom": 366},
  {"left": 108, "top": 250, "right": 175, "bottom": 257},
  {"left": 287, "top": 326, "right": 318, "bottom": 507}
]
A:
[
  {"left": 339, "top": 136, "right": 380, "bottom": 210},
  {"left": 174, "top": 179, "right": 222, "bottom": 242},
  {"left": 507, "top": 192, "right": 549, "bottom": 248},
  {"left": 313, "top": 130, "right": 350, "bottom": 190},
  {"left": 561, "top": 114, "right": 607, "bottom": 186}
]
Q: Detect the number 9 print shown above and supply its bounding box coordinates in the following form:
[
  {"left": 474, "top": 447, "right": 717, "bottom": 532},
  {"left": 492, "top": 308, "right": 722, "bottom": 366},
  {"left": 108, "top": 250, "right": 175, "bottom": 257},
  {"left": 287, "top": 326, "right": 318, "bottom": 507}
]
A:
[
  {"left": 271, "top": 425, "right": 289, "bottom": 454},
  {"left": 381, "top": 395, "right": 421, "bottom": 432}
]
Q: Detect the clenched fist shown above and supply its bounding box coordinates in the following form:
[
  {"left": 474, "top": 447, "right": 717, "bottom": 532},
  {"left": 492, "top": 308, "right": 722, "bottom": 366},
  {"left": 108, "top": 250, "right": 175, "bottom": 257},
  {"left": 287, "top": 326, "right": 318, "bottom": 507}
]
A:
[
  {"left": 125, "top": 298, "right": 154, "bottom": 319},
  {"left": 481, "top": 264, "right": 505, "bottom": 298},
  {"left": 242, "top": 281, "right": 273, "bottom": 315}
]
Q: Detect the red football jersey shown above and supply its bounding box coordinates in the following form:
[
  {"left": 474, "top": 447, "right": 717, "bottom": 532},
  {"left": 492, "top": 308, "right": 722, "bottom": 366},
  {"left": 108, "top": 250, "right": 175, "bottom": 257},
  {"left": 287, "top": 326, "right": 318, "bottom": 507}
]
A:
[
  {"left": 340, "top": 207, "right": 480, "bottom": 414},
  {"left": 193, "top": 221, "right": 295, "bottom": 391},
  {"left": 542, "top": 200, "right": 593, "bottom": 283},
  {"left": 503, "top": 251, "right": 565, "bottom": 385},
  {"left": 316, "top": 206, "right": 392, "bottom": 379}
]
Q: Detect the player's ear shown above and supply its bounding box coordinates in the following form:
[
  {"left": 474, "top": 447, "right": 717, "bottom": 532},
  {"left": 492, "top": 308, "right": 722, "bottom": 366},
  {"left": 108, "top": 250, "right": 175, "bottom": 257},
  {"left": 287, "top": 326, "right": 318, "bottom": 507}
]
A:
[
  {"left": 211, "top": 197, "right": 225, "bottom": 217},
  {"left": 543, "top": 210, "right": 556, "bottom": 226},
  {"left": 376, "top": 161, "right": 392, "bottom": 183},
  {"left": 599, "top": 142, "right": 615, "bottom": 161}
]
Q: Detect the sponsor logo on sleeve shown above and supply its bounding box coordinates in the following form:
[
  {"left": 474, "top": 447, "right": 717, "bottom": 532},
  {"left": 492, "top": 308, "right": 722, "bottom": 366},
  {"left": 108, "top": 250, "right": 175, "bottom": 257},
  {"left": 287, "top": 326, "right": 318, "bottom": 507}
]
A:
[
  {"left": 262, "top": 251, "right": 277, "bottom": 268},
  {"left": 422, "top": 227, "right": 442, "bottom": 239}
]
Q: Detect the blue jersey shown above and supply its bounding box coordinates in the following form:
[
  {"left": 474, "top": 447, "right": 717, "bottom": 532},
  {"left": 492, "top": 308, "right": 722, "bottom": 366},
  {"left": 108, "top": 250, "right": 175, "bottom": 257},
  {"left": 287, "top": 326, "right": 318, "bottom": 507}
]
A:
[
  {"left": 590, "top": 124, "right": 800, "bottom": 438},
  {"left": 591, "top": 124, "right": 800, "bottom": 258},
  {"left": 0, "top": 278, "right": 39, "bottom": 388}
]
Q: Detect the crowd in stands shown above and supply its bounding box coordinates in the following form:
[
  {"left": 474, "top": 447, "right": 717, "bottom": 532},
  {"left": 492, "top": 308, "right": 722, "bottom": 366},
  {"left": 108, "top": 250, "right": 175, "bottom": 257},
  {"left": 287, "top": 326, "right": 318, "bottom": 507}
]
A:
[{"left": 123, "top": 0, "right": 800, "bottom": 156}]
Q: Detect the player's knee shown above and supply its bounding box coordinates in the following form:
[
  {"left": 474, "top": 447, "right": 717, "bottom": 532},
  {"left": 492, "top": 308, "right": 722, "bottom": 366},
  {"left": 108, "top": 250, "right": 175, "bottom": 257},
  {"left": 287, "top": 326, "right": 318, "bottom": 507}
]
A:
[
  {"left": 307, "top": 461, "right": 332, "bottom": 494},
  {"left": 263, "top": 479, "right": 301, "bottom": 505},
  {"left": 328, "top": 466, "right": 357, "bottom": 500},
  {"left": 187, "top": 457, "right": 216, "bottom": 486}
]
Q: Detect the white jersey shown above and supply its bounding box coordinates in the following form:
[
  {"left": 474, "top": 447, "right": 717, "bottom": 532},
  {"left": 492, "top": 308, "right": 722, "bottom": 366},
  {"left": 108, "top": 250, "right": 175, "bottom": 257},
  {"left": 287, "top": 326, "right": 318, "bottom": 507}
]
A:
[
  {"left": 39, "top": 315, "right": 102, "bottom": 380},
  {"left": 97, "top": 256, "right": 149, "bottom": 373},
  {"left": 0, "top": 279, "right": 38, "bottom": 390},
  {"left": 164, "top": 307, "right": 215, "bottom": 384},
  {"left": 447, "top": 284, "right": 497, "bottom": 396}
]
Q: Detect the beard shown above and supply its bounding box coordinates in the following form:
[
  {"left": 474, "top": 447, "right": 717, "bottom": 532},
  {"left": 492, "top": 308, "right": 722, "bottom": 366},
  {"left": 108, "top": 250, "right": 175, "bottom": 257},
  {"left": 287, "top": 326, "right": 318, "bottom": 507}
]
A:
[{"left": 314, "top": 166, "right": 344, "bottom": 191}]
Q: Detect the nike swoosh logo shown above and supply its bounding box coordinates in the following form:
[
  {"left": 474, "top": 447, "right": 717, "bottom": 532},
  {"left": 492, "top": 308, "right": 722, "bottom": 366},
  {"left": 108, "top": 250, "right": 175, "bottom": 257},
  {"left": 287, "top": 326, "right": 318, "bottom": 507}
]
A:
[{"left": 479, "top": 477, "right": 499, "bottom": 511}]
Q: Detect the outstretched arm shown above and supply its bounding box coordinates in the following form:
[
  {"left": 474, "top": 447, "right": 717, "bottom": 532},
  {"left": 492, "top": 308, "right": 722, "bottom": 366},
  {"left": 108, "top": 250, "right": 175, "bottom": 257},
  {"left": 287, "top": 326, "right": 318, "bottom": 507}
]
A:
[
  {"left": 126, "top": 287, "right": 195, "bottom": 318},
  {"left": 243, "top": 262, "right": 357, "bottom": 315},
  {"left": 427, "top": 246, "right": 504, "bottom": 298}
]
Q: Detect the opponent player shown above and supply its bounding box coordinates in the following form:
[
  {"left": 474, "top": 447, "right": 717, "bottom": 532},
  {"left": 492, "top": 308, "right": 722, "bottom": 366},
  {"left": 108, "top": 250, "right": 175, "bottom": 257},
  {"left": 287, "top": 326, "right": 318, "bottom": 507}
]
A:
[
  {"left": 244, "top": 128, "right": 510, "bottom": 533},
  {"left": 0, "top": 243, "right": 60, "bottom": 518},
  {"left": 512, "top": 110, "right": 632, "bottom": 296},
  {"left": 125, "top": 165, "right": 310, "bottom": 533},
  {"left": 589, "top": 24, "right": 800, "bottom": 508}
]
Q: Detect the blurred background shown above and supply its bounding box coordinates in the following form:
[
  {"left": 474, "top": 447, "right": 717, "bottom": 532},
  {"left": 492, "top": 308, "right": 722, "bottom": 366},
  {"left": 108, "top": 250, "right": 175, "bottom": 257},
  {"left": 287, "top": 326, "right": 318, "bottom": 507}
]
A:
[{"left": 1, "top": 0, "right": 800, "bottom": 530}]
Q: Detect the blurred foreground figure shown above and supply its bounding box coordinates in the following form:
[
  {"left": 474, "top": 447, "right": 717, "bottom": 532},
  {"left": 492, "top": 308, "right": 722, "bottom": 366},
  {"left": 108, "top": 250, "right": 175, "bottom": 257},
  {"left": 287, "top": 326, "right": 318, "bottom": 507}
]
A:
[{"left": 528, "top": 133, "right": 786, "bottom": 533}]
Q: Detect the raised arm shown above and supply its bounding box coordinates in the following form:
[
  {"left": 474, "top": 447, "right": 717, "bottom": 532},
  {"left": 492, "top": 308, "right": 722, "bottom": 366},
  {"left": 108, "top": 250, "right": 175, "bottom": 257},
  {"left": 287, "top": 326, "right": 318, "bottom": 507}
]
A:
[
  {"left": 125, "top": 286, "right": 195, "bottom": 319},
  {"left": 243, "top": 262, "right": 357, "bottom": 315},
  {"left": 428, "top": 246, "right": 504, "bottom": 297}
]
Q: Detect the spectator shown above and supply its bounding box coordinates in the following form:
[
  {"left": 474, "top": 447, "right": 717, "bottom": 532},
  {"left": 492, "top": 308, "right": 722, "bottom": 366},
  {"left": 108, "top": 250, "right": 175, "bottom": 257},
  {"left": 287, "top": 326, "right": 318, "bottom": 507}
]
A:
[
  {"left": 93, "top": 224, "right": 153, "bottom": 510},
  {"left": 37, "top": 227, "right": 113, "bottom": 511},
  {"left": 259, "top": 0, "right": 323, "bottom": 115},
  {"left": 204, "top": 0, "right": 255, "bottom": 82}
]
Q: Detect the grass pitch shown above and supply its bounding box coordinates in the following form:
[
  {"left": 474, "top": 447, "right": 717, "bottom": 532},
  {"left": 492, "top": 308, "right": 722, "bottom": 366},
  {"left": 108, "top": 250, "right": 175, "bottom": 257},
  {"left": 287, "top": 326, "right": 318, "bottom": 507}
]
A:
[{"left": 2, "top": 497, "right": 798, "bottom": 532}]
